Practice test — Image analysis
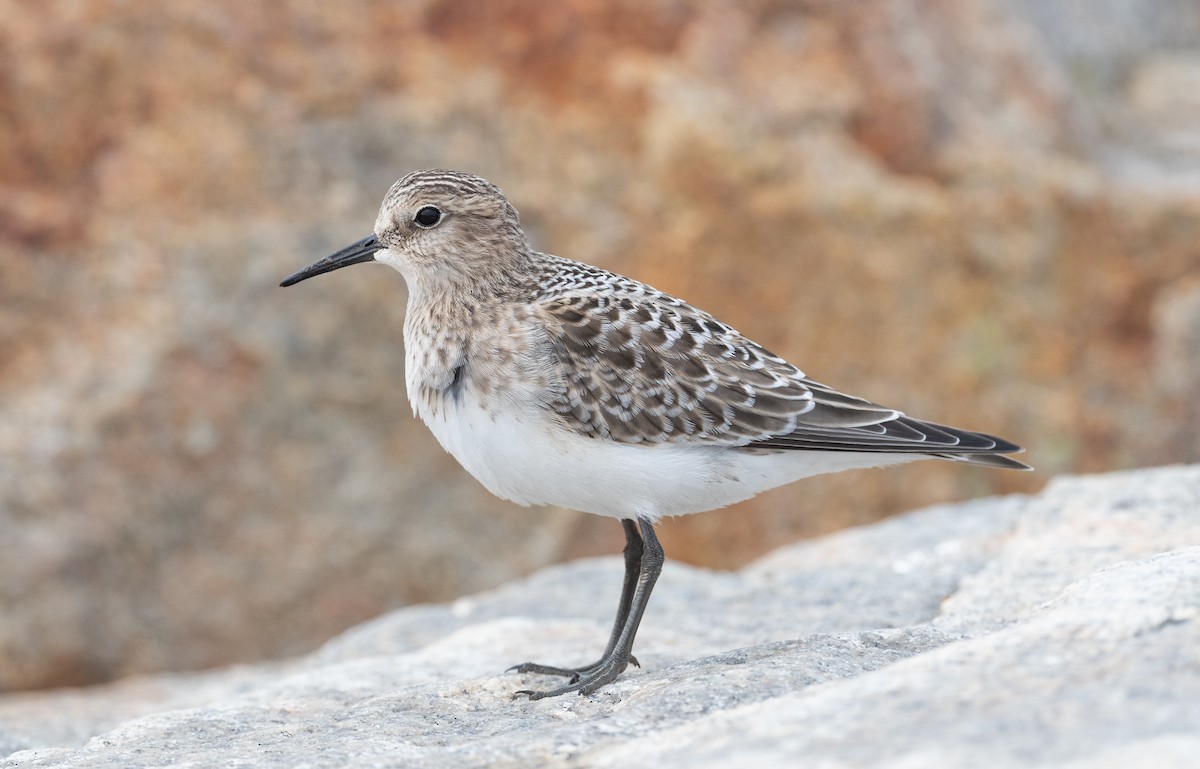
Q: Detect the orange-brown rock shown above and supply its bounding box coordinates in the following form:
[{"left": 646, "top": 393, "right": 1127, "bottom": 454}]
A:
[{"left": 1, "top": 0, "right": 1198, "bottom": 690}]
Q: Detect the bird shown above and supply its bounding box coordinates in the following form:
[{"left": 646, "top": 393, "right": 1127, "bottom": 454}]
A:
[{"left": 280, "top": 169, "right": 1030, "bottom": 699}]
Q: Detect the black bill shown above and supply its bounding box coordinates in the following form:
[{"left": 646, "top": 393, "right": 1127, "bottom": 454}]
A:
[{"left": 279, "top": 234, "right": 384, "bottom": 287}]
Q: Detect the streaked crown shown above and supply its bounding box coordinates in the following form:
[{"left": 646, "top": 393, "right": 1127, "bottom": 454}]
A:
[{"left": 372, "top": 170, "right": 530, "bottom": 286}]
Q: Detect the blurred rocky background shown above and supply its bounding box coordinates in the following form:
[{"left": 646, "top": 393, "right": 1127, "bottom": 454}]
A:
[{"left": 1, "top": 0, "right": 1197, "bottom": 692}]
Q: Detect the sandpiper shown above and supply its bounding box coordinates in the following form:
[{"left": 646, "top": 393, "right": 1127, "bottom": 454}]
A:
[{"left": 281, "top": 169, "right": 1029, "bottom": 699}]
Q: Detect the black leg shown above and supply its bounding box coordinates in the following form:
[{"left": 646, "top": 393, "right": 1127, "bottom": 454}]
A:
[
  {"left": 508, "top": 519, "right": 643, "bottom": 681},
  {"left": 599, "top": 518, "right": 645, "bottom": 662},
  {"left": 514, "top": 518, "right": 664, "bottom": 699}
]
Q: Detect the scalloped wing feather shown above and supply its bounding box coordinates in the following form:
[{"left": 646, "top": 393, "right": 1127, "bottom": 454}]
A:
[{"left": 532, "top": 254, "right": 1028, "bottom": 468}]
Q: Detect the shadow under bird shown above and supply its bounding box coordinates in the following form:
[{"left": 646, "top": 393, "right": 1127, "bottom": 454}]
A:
[{"left": 281, "top": 169, "right": 1030, "bottom": 699}]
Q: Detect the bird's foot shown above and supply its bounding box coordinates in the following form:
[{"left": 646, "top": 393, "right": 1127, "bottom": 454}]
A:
[{"left": 508, "top": 654, "right": 639, "bottom": 699}]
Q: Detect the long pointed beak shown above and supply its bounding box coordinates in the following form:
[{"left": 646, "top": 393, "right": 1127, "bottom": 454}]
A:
[{"left": 279, "top": 234, "right": 384, "bottom": 287}]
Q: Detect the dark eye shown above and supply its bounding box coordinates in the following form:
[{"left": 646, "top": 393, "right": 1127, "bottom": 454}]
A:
[{"left": 414, "top": 206, "right": 442, "bottom": 228}]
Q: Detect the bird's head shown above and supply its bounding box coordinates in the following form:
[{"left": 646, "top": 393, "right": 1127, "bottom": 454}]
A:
[{"left": 280, "top": 169, "right": 529, "bottom": 291}]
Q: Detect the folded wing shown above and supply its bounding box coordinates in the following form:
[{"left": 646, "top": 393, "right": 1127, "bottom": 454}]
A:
[{"left": 534, "top": 260, "right": 1028, "bottom": 470}]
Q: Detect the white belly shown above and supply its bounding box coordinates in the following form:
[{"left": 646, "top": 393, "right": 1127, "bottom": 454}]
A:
[{"left": 416, "top": 387, "right": 918, "bottom": 521}]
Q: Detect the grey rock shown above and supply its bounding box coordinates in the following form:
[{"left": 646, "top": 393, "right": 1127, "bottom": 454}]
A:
[{"left": 3, "top": 465, "right": 1198, "bottom": 768}]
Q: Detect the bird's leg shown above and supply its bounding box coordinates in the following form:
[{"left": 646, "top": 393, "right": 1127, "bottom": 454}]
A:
[
  {"left": 508, "top": 519, "right": 643, "bottom": 681},
  {"left": 514, "top": 519, "right": 663, "bottom": 699}
]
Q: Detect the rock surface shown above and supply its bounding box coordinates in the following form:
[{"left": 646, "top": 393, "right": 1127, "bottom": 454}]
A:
[{"left": 3, "top": 465, "right": 1197, "bottom": 768}]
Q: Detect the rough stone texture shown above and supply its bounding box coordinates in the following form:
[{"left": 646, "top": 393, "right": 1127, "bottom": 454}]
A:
[
  {"left": 3, "top": 0, "right": 1200, "bottom": 690},
  {"left": 2, "top": 465, "right": 1198, "bottom": 768}
]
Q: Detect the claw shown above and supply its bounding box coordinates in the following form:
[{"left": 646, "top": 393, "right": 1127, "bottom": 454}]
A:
[
  {"left": 507, "top": 650, "right": 641, "bottom": 698},
  {"left": 507, "top": 661, "right": 585, "bottom": 680}
]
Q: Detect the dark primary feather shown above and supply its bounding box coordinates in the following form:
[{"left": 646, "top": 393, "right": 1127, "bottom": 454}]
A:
[{"left": 532, "top": 254, "right": 1029, "bottom": 469}]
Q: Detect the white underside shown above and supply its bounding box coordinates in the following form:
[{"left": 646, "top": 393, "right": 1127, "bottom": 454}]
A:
[{"left": 417, "top": 387, "right": 922, "bottom": 522}]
